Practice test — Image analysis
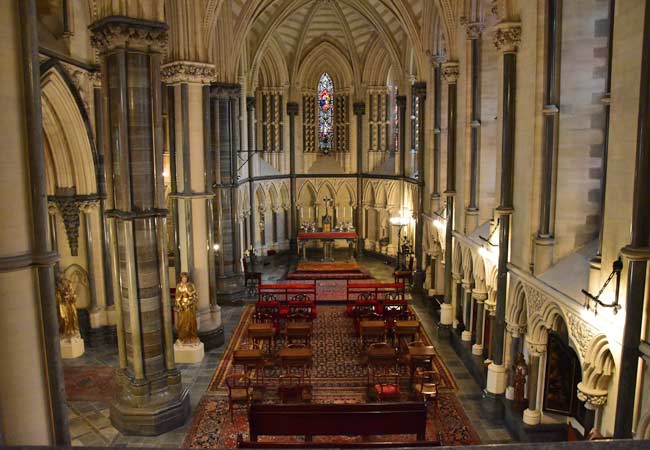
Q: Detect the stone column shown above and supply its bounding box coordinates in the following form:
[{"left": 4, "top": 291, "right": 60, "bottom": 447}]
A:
[
  {"left": 486, "top": 22, "right": 520, "bottom": 397},
  {"left": 246, "top": 96, "right": 257, "bottom": 255},
  {"left": 162, "top": 61, "right": 223, "bottom": 351},
  {"left": 534, "top": 0, "right": 562, "bottom": 274},
  {"left": 485, "top": 299, "right": 497, "bottom": 362},
  {"left": 504, "top": 322, "right": 525, "bottom": 399},
  {"left": 287, "top": 101, "right": 299, "bottom": 251},
  {"left": 397, "top": 95, "right": 407, "bottom": 177},
  {"left": 210, "top": 84, "right": 246, "bottom": 303},
  {"left": 431, "top": 56, "right": 444, "bottom": 209},
  {"left": 614, "top": 0, "right": 650, "bottom": 437},
  {"left": 413, "top": 82, "right": 427, "bottom": 292},
  {"left": 523, "top": 340, "right": 547, "bottom": 426},
  {"left": 439, "top": 62, "right": 459, "bottom": 335},
  {"left": 90, "top": 16, "right": 189, "bottom": 435},
  {"left": 451, "top": 272, "right": 462, "bottom": 329},
  {"left": 354, "top": 102, "right": 365, "bottom": 252},
  {"left": 461, "top": 280, "right": 473, "bottom": 342},
  {"left": 465, "top": 22, "right": 484, "bottom": 233},
  {"left": 472, "top": 290, "right": 488, "bottom": 355},
  {"left": 0, "top": 0, "right": 69, "bottom": 443}
]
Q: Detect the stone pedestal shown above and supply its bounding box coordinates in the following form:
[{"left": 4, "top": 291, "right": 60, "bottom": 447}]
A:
[
  {"left": 505, "top": 385, "right": 515, "bottom": 400},
  {"left": 461, "top": 330, "right": 472, "bottom": 342},
  {"left": 486, "top": 362, "right": 507, "bottom": 394},
  {"left": 173, "top": 341, "right": 204, "bottom": 364},
  {"left": 472, "top": 343, "right": 484, "bottom": 355},
  {"left": 534, "top": 237, "right": 555, "bottom": 274},
  {"left": 60, "top": 336, "right": 85, "bottom": 359},
  {"left": 440, "top": 303, "right": 454, "bottom": 325}
]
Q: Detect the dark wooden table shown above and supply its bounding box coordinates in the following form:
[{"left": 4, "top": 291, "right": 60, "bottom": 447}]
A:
[
  {"left": 247, "top": 323, "right": 276, "bottom": 354},
  {"left": 407, "top": 345, "right": 436, "bottom": 386}
]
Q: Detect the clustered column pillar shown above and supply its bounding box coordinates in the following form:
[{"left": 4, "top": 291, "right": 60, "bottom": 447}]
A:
[
  {"left": 523, "top": 340, "right": 547, "bottom": 425},
  {"left": 413, "top": 82, "right": 427, "bottom": 292},
  {"left": 471, "top": 289, "right": 488, "bottom": 355},
  {"left": 354, "top": 102, "right": 365, "bottom": 253},
  {"left": 486, "top": 22, "right": 521, "bottom": 398},
  {"left": 287, "top": 101, "right": 299, "bottom": 251},
  {"left": 461, "top": 279, "right": 473, "bottom": 342},
  {"left": 90, "top": 16, "right": 189, "bottom": 435},
  {"left": 439, "top": 62, "right": 459, "bottom": 336},
  {"left": 162, "top": 61, "right": 224, "bottom": 352}
]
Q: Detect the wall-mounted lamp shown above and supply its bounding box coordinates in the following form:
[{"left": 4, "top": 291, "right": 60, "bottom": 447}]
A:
[
  {"left": 581, "top": 257, "right": 623, "bottom": 315},
  {"left": 213, "top": 243, "right": 220, "bottom": 252},
  {"left": 433, "top": 202, "right": 448, "bottom": 221},
  {"left": 479, "top": 218, "right": 500, "bottom": 247}
]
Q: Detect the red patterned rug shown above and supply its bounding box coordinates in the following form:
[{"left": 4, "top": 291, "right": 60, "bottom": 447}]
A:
[
  {"left": 64, "top": 366, "right": 115, "bottom": 402},
  {"left": 208, "top": 305, "right": 457, "bottom": 392},
  {"left": 183, "top": 393, "right": 480, "bottom": 448}
]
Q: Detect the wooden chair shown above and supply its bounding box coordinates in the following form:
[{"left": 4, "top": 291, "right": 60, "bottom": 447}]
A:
[
  {"left": 368, "top": 365, "right": 402, "bottom": 402},
  {"left": 357, "top": 312, "right": 386, "bottom": 347},
  {"left": 367, "top": 342, "right": 397, "bottom": 370},
  {"left": 394, "top": 257, "right": 415, "bottom": 287},
  {"left": 284, "top": 312, "right": 313, "bottom": 345},
  {"left": 243, "top": 257, "right": 262, "bottom": 294},
  {"left": 225, "top": 373, "right": 252, "bottom": 422},
  {"left": 280, "top": 343, "right": 312, "bottom": 382},
  {"left": 412, "top": 369, "right": 440, "bottom": 410},
  {"left": 277, "top": 374, "right": 311, "bottom": 403}
]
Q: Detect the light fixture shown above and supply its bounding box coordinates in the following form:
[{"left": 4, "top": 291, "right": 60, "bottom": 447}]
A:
[
  {"left": 390, "top": 216, "right": 410, "bottom": 226},
  {"left": 213, "top": 243, "right": 220, "bottom": 251},
  {"left": 479, "top": 218, "right": 500, "bottom": 247},
  {"left": 162, "top": 169, "right": 169, "bottom": 178},
  {"left": 433, "top": 202, "right": 448, "bottom": 221},
  {"left": 582, "top": 257, "right": 623, "bottom": 315}
]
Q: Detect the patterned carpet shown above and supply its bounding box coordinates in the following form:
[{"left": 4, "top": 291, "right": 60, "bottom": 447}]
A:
[
  {"left": 208, "top": 305, "right": 456, "bottom": 392},
  {"left": 64, "top": 366, "right": 115, "bottom": 402}
]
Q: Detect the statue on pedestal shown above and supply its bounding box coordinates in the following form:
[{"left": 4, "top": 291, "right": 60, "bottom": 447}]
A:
[
  {"left": 56, "top": 275, "right": 80, "bottom": 339},
  {"left": 513, "top": 352, "right": 528, "bottom": 409},
  {"left": 174, "top": 272, "right": 200, "bottom": 345}
]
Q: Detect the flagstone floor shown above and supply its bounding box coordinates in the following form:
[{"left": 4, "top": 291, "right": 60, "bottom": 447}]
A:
[{"left": 63, "top": 254, "right": 513, "bottom": 447}]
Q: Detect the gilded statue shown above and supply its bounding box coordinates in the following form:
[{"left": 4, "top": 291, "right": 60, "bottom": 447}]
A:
[
  {"left": 56, "top": 275, "right": 80, "bottom": 339},
  {"left": 513, "top": 352, "right": 528, "bottom": 408},
  {"left": 175, "top": 272, "right": 200, "bottom": 344}
]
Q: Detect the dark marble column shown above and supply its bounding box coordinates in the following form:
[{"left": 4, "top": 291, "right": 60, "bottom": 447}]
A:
[
  {"left": 523, "top": 341, "right": 546, "bottom": 425},
  {"left": 90, "top": 16, "right": 189, "bottom": 434},
  {"left": 614, "top": 0, "right": 650, "bottom": 437},
  {"left": 246, "top": 96, "right": 257, "bottom": 256},
  {"left": 466, "top": 23, "right": 484, "bottom": 233},
  {"left": 439, "top": 62, "right": 459, "bottom": 334},
  {"left": 354, "top": 102, "right": 366, "bottom": 252},
  {"left": 432, "top": 57, "right": 444, "bottom": 207},
  {"left": 287, "top": 101, "right": 299, "bottom": 251},
  {"left": 413, "top": 82, "right": 427, "bottom": 292},
  {"left": 397, "top": 96, "right": 407, "bottom": 177},
  {"left": 209, "top": 83, "right": 245, "bottom": 303},
  {"left": 487, "top": 22, "right": 521, "bottom": 396}
]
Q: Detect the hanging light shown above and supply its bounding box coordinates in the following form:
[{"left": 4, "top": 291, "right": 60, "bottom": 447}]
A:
[{"left": 582, "top": 257, "right": 623, "bottom": 315}]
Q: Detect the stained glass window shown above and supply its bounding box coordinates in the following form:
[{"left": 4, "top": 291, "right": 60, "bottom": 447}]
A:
[{"left": 318, "top": 72, "right": 334, "bottom": 154}]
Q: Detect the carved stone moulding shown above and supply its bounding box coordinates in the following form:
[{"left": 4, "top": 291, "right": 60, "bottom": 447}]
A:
[
  {"left": 526, "top": 339, "right": 547, "bottom": 357},
  {"left": 161, "top": 61, "right": 216, "bottom": 84},
  {"left": 90, "top": 16, "right": 168, "bottom": 54},
  {"left": 493, "top": 22, "right": 522, "bottom": 53},
  {"left": 576, "top": 382, "right": 608, "bottom": 408},
  {"left": 466, "top": 21, "right": 485, "bottom": 40}
]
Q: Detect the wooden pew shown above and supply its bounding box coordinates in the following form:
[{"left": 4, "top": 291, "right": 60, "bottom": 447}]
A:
[
  {"left": 244, "top": 402, "right": 430, "bottom": 443},
  {"left": 237, "top": 437, "right": 440, "bottom": 448}
]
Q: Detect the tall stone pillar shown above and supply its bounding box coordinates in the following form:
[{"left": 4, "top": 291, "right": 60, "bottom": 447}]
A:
[
  {"left": 209, "top": 83, "right": 245, "bottom": 303},
  {"left": 246, "top": 96, "right": 257, "bottom": 255},
  {"left": 397, "top": 96, "right": 407, "bottom": 178},
  {"left": 287, "top": 102, "right": 299, "bottom": 251},
  {"left": 504, "top": 322, "right": 525, "bottom": 399},
  {"left": 451, "top": 272, "right": 462, "bottom": 329},
  {"left": 431, "top": 56, "right": 444, "bottom": 210},
  {"left": 162, "top": 61, "right": 224, "bottom": 350},
  {"left": 465, "top": 22, "right": 484, "bottom": 233},
  {"left": 439, "top": 62, "right": 459, "bottom": 335},
  {"left": 614, "top": 0, "right": 650, "bottom": 437},
  {"left": 472, "top": 290, "right": 488, "bottom": 355},
  {"left": 461, "top": 280, "right": 473, "bottom": 341},
  {"left": 90, "top": 15, "right": 189, "bottom": 435},
  {"left": 486, "top": 22, "right": 520, "bottom": 397},
  {"left": 413, "top": 82, "right": 427, "bottom": 292},
  {"left": 523, "top": 340, "right": 546, "bottom": 425},
  {"left": 354, "top": 102, "right": 365, "bottom": 253},
  {"left": 0, "top": 0, "right": 69, "bottom": 444}
]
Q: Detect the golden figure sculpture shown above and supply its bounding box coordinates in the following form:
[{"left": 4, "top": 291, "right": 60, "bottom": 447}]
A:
[
  {"left": 56, "top": 276, "right": 80, "bottom": 339},
  {"left": 175, "top": 272, "right": 200, "bottom": 344}
]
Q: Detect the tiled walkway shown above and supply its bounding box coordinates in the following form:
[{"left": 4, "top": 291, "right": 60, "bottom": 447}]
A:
[{"left": 64, "top": 254, "right": 513, "bottom": 447}]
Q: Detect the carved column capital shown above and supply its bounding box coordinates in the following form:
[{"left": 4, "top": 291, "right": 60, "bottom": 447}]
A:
[
  {"left": 526, "top": 339, "right": 547, "bottom": 357},
  {"left": 506, "top": 321, "right": 526, "bottom": 337},
  {"left": 286, "top": 102, "right": 299, "bottom": 116},
  {"left": 577, "top": 382, "right": 608, "bottom": 409},
  {"left": 430, "top": 53, "right": 447, "bottom": 68},
  {"left": 90, "top": 16, "right": 168, "bottom": 54},
  {"left": 493, "top": 22, "right": 522, "bottom": 53},
  {"left": 353, "top": 102, "right": 366, "bottom": 116},
  {"left": 441, "top": 62, "right": 459, "bottom": 84},
  {"left": 160, "top": 61, "right": 216, "bottom": 84},
  {"left": 466, "top": 21, "right": 485, "bottom": 40}
]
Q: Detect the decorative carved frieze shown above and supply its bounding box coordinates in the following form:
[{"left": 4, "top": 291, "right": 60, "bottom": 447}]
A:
[
  {"left": 506, "top": 322, "right": 527, "bottom": 337},
  {"left": 567, "top": 311, "right": 597, "bottom": 359},
  {"left": 523, "top": 284, "right": 546, "bottom": 316},
  {"left": 160, "top": 61, "right": 216, "bottom": 84},
  {"left": 441, "top": 62, "right": 459, "bottom": 84},
  {"left": 493, "top": 22, "right": 521, "bottom": 53},
  {"left": 526, "top": 339, "right": 547, "bottom": 356},
  {"left": 90, "top": 17, "right": 168, "bottom": 53}
]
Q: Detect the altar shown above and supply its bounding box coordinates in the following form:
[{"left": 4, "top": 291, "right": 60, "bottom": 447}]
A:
[{"left": 297, "top": 231, "right": 358, "bottom": 261}]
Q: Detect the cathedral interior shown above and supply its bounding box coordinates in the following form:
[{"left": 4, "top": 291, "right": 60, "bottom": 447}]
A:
[{"left": 2, "top": 0, "right": 650, "bottom": 449}]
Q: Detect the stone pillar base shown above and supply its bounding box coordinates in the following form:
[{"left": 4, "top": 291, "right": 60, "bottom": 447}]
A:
[
  {"left": 198, "top": 324, "right": 225, "bottom": 351},
  {"left": 452, "top": 319, "right": 459, "bottom": 329},
  {"left": 440, "top": 303, "right": 453, "bottom": 326},
  {"left": 60, "top": 336, "right": 85, "bottom": 359},
  {"left": 486, "top": 363, "right": 507, "bottom": 395},
  {"left": 505, "top": 386, "right": 515, "bottom": 400},
  {"left": 472, "top": 343, "right": 484, "bottom": 356},
  {"left": 534, "top": 237, "right": 555, "bottom": 275},
  {"left": 173, "top": 341, "right": 205, "bottom": 364},
  {"left": 110, "top": 387, "right": 191, "bottom": 436},
  {"left": 461, "top": 330, "right": 472, "bottom": 342},
  {"left": 216, "top": 274, "right": 247, "bottom": 305},
  {"left": 523, "top": 408, "right": 541, "bottom": 426},
  {"left": 465, "top": 209, "right": 479, "bottom": 233}
]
